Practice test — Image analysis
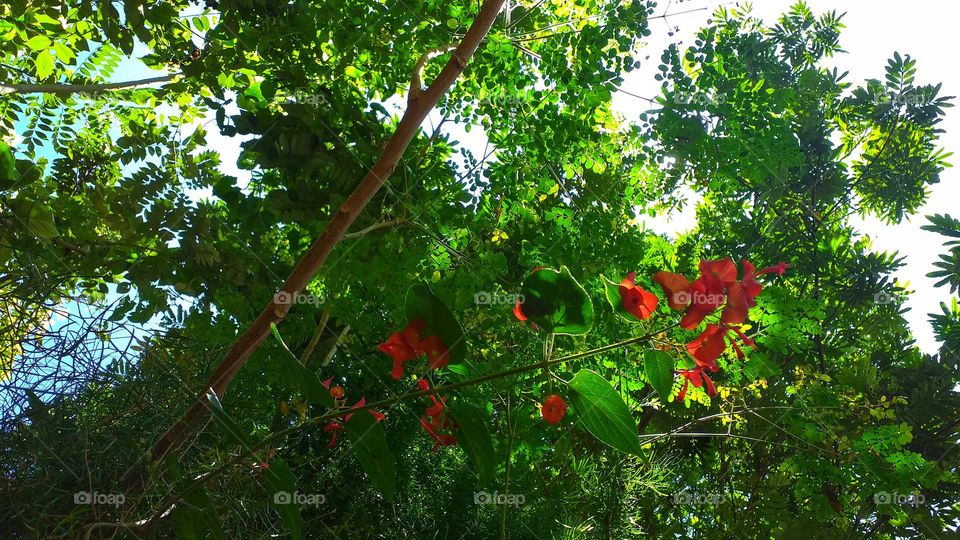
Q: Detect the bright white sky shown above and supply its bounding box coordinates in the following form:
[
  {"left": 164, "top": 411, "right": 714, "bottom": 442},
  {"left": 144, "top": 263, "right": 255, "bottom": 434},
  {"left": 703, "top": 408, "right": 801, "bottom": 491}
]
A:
[{"left": 125, "top": 0, "right": 958, "bottom": 354}]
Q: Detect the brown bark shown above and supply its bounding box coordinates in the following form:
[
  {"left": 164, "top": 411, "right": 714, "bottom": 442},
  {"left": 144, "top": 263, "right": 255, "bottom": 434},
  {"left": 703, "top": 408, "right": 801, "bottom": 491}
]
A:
[{"left": 123, "top": 0, "right": 506, "bottom": 488}]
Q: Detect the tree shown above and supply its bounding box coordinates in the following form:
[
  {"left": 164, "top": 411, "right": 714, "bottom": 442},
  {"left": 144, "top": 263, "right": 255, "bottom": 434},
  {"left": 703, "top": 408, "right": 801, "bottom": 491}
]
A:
[{"left": 0, "top": 2, "right": 956, "bottom": 539}]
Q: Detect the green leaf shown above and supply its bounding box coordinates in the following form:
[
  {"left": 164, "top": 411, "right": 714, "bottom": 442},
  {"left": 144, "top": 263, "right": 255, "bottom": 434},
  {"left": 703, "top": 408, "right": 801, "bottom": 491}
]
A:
[
  {"left": 643, "top": 350, "right": 675, "bottom": 400},
  {"left": 27, "top": 204, "right": 59, "bottom": 238},
  {"left": 600, "top": 274, "right": 632, "bottom": 321},
  {"left": 518, "top": 266, "right": 594, "bottom": 335},
  {"left": 262, "top": 458, "right": 302, "bottom": 540},
  {"left": 53, "top": 42, "right": 75, "bottom": 64},
  {"left": 270, "top": 323, "right": 335, "bottom": 408},
  {"left": 34, "top": 50, "right": 54, "bottom": 79},
  {"left": 26, "top": 35, "right": 52, "bottom": 51},
  {"left": 243, "top": 81, "right": 263, "bottom": 101},
  {"left": 0, "top": 141, "right": 15, "bottom": 184},
  {"left": 405, "top": 284, "right": 466, "bottom": 364},
  {"left": 261, "top": 79, "right": 277, "bottom": 100},
  {"left": 447, "top": 403, "right": 496, "bottom": 486},
  {"left": 345, "top": 409, "right": 396, "bottom": 501},
  {"left": 568, "top": 370, "right": 642, "bottom": 455}
]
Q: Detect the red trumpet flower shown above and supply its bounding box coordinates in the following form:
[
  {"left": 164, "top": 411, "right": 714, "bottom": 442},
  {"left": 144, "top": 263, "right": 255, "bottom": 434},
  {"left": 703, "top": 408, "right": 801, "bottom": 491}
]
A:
[
  {"left": 618, "top": 272, "right": 659, "bottom": 320},
  {"left": 677, "top": 366, "right": 718, "bottom": 401},
  {"left": 378, "top": 319, "right": 451, "bottom": 379},
  {"left": 417, "top": 379, "right": 457, "bottom": 451}
]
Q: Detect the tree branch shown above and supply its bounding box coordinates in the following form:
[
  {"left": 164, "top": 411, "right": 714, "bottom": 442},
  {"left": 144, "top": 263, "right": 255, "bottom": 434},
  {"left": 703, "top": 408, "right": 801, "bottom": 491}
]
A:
[
  {"left": 297, "top": 310, "right": 329, "bottom": 366},
  {"left": 341, "top": 219, "right": 405, "bottom": 239},
  {"left": 0, "top": 74, "right": 178, "bottom": 96},
  {"left": 123, "top": 0, "right": 506, "bottom": 490},
  {"left": 408, "top": 45, "right": 456, "bottom": 106}
]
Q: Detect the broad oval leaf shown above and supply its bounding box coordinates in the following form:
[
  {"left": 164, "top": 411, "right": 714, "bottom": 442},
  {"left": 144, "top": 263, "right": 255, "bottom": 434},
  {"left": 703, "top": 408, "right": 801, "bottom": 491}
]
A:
[
  {"left": 34, "top": 50, "right": 55, "bottom": 79},
  {"left": 27, "top": 204, "right": 59, "bottom": 239},
  {"left": 26, "top": 35, "right": 52, "bottom": 51},
  {"left": 447, "top": 402, "right": 496, "bottom": 486},
  {"left": 518, "top": 266, "right": 594, "bottom": 335},
  {"left": 568, "top": 370, "right": 642, "bottom": 455},
  {"left": 345, "top": 409, "right": 396, "bottom": 501},
  {"left": 643, "top": 350, "right": 675, "bottom": 400},
  {"left": 405, "top": 284, "right": 466, "bottom": 364}
]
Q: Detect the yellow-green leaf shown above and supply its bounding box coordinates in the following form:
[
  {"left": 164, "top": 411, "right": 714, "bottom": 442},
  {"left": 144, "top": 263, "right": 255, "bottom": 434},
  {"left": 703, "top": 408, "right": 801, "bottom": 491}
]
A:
[
  {"left": 26, "top": 35, "right": 52, "bottom": 51},
  {"left": 34, "top": 50, "right": 55, "bottom": 79}
]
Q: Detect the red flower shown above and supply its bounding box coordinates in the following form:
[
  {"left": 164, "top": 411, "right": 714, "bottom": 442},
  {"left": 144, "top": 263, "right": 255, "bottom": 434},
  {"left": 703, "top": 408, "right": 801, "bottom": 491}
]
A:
[
  {"left": 700, "top": 258, "right": 738, "bottom": 289},
  {"left": 401, "top": 319, "right": 426, "bottom": 349},
  {"left": 722, "top": 261, "right": 790, "bottom": 324},
  {"left": 323, "top": 421, "right": 344, "bottom": 448},
  {"left": 655, "top": 258, "right": 787, "bottom": 330},
  {"left": 513, "top": 300, "right": 528, "bottom": 321},
  {"left": 686, "top": 324, "right": 727, "bottom": 369},
  {"left": 678, "top": 259, "right": 736, "bottom": 329},
  {"left": 685, "top": 323, "right": 758, "bottom": 369},
  {"left": 676, "top": 366, "right": 717, "bottom": 401},
  {"left": 618, "top": 272, "right": 659, "bottom": 320},
  {"left": 513, "top": 299, "right": 543, "bottom": 332},
  {"left": 321, "top": 377, "right": 348, "bottom": 400},
  {"left": 378, "top": 319, "right": 425, "bottom": 379},
  {"left": 424, "top": 394, "right": 446, "bottom": 419},
  {"left": 417, "top": 380, "right": 457, "bottom": 451},
  {"left": 541, "top": 394, "right": 568, "bottom": 425},
  {"left": 420, "top": 416, "right": 457, "bottom": 450},
  {"left": 652, "top": 271, "right": 691, "bottom": 310}
]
